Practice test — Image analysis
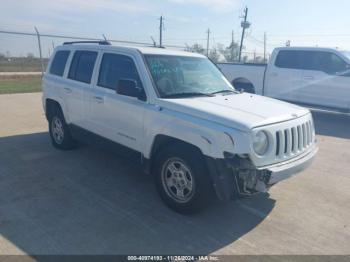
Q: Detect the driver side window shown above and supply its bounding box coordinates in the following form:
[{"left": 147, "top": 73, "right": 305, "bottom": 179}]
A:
[
  {"left": 303, "top": 51, "right": 348, "bottom": 75},
  {"left": 98, "top": 53, "right": 143, "bottom": 90},
  {"left": 328, "top": 54, "right": 348, "bottom": 75}
]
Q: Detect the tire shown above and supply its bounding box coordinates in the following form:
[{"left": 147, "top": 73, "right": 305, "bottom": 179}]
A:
[
  {"left": 154, "top": 144, "right": 213, "bottom": 214},
  {"left": 48, "top": 107, "right": 76, "bottom": 150},
  {"left": 233, "top": 81, "right": 255, "bottom": 94}
]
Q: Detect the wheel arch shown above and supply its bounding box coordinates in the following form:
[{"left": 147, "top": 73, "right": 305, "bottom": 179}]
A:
[
  {"left": 45, "top": 98, "right": 62, "bottom": 121},
  {"left": 148, "top": 134, "right": 235, "bottom": 202},
  {"left": 232, "top": 78, "right": 256, "bottom": 93},
  {"left": 148, "top": 135, "right": 205, "bottom": 173},
  {"left": 45, "top": 97, "right": 71, "bottom": 123}
]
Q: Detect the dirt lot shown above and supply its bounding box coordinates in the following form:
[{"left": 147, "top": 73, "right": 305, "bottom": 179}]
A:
[{"left": 0, "top": 93, "right": 349, "bottom": 255}]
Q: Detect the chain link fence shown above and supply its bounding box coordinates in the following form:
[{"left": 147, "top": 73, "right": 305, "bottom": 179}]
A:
[{"left": 0, "top": 28, "right": 270, "bottom": 74}]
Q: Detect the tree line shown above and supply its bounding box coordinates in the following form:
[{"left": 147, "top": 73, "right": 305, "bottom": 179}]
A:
[{"left": 185, "top": 42, "right": 266, "bottom": 63}]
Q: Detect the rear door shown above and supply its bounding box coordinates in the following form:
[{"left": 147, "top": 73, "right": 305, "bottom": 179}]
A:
[
  {"left": 299, "top": 51, "right": 350, "bottom": 111},
  {"left": 264, "top": 50, "right": 303, "bottom": 102},
  {"left": 46, "top": 49, "right": 71, "bottom": 109},
  {"left": 65, "top": 50, "right": 98, "bottom": 127}
]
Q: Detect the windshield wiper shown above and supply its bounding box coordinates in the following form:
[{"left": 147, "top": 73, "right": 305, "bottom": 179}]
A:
[
  {"left": 211, "top": 89, "right": 237, "bottom": 95},
  {"left": 162, "top": 92, "right": 215, "bottom": 98}
]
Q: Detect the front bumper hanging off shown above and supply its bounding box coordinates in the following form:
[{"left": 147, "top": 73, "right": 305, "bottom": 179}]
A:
[{"left": 205, "top": 144, "right": 318, "bottom": 201}]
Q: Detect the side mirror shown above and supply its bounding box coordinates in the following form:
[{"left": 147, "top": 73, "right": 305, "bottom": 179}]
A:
[{"left": 116, "top": 79, "right": 145, "bottom": 100}]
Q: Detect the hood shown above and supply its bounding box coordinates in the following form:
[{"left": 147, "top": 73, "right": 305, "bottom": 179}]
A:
[{"left": 156, "top": 93, "right": 309, "bottom": 132}]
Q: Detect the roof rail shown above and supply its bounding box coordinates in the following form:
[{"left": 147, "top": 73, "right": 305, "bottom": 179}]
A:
[{"left": 63, "top": 40, "right": 111, "bottom": 46}]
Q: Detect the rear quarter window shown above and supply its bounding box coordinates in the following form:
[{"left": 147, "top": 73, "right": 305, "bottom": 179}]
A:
[
  {"left": 49, "top": 51, "right": 70, "bottom": 76},
  {"left": 275, "top": 50, "right": 302, "bottom": 69}
]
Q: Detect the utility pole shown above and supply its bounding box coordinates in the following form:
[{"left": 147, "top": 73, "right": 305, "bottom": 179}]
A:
[
  {"left": 253, "top": 49, "right": 256, "bottom": 62},
  {"left": 263, "top": 32, "right": 267, "bottom": 62},
  {"left": 231, "top": 30, "right": 234, "bottom": 61},
  {"left": 159, "top": 16, "right": 164, "bottom": 47},
  {"left": 239, "top": 7, "right": 250, "bottom": 62},
  {"left": 206, "top": 28, "right": 210, "bottom": 57}
]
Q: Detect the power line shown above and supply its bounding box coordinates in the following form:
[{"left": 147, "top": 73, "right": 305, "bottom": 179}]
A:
[
  {"left": 268, "top": 33, "right": 350, "bottom": 37},
  {"left": 0, "top": 29, "right": 189, "bottom": 51},
  {"left": 0, "top": 29, "right": 153, "bottom": 46},
  {"left": 246, "top": 35, "right": 283, "bottom": 48},
  {"left": 165, "top": 37, "right": 207, "bottom": 41},
  {"left": 211, "top": 35, "right": 217, "bottom": 46}
]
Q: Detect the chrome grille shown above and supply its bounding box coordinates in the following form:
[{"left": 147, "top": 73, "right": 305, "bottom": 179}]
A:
[{"left": 275, "top": 120, "right": 314, "bottom": 158}]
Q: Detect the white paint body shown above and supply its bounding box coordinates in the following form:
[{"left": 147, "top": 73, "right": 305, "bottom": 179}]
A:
[
  {"left": 218, "top": 47, "right": 350, "bottom": 112},
  {"left": 42, "top": 44, "right": 317, "bottom": 176}
]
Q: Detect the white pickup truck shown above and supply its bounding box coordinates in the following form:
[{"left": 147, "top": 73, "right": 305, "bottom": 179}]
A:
[
  {"left": 218, "top": 47, "right": 350, "bottom": 113},
  {"left": 43, "top": 41, "right": 318, "bottom": 214}
]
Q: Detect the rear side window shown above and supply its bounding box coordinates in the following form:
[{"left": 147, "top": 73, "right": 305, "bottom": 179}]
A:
[
  {"left": 275, "top": 50, "right": 302, "bottom": 69},
  {"left": 49, "top": 51, "right": 70, "bottom": 76},
  {"left": 98, "top": 53, "right": 142, "bottom": 90},
  {"left": 68, "top": 51, "right": 97, "bottom": 84}
]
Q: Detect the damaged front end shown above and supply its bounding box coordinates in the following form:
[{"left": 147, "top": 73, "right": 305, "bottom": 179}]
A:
[
  {"left": 206, "top": 145, "right": 317, "bottom": 201},
  {"left": 227, "top": 155, "right": 272, "bottom": 197},
  {"left": 205, "top": 154, "right": 273, "bottom": 201}
]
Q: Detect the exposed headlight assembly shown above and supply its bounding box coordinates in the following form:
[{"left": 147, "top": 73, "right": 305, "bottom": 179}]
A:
[{"left": 253, "top": 130, "right": 269, "bottom": 156}]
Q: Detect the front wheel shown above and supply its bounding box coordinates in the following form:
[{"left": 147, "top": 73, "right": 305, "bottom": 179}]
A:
[
  {"left": 232, "top": 81, "right": 255, "bottom": 94},
  {"left": 154, "top": 145, "right": 213, "bottom": 214}
]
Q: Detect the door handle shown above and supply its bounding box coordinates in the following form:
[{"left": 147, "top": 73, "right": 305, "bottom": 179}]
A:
[
  {"left": 303, "top": 76, "right": 314, "bottom": 80},
  {"left": 64, "top": 87, "right": 72, "bottom": 94},
  {"left": 93, "top": 96, "right": 104, "bottom": 104}
]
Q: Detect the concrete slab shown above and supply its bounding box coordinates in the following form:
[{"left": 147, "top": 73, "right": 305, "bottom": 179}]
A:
[{"left": 0, "top": 93, "right": 349, "bottom": 255}]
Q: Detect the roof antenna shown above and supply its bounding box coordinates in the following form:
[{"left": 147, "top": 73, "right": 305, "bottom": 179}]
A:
[
  {"left": 102, "top": 34, "right": 107, "bottom": 41},
  {"left": 150, "top": 36, "right": 157, "bottom": 47}
]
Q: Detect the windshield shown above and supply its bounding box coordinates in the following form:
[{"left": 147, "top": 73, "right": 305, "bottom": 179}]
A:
[
  {"left": 145, "top": 55, "right": 234, "bottom": 98},
  {"left": 340, "top": 51, "right": 350, "bottom": 61}
]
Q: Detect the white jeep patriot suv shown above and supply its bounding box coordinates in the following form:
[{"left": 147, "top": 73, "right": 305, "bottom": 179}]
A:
[{"left": 42, "top": 41, "right": 318, "bottom": 213}]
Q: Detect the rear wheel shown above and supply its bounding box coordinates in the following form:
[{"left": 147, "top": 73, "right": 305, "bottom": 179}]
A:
[
  {"left": 48, "top": 107, "right": 76, "bottom": 150},
  {"left": 154, "top": 144, "right": 213, "bottom": 214}
]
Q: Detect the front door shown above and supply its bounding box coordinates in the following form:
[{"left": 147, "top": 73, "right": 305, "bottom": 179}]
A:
[
  {"left": 87, "top": 52, "right": 146, "bottom": 152},
  {"left": 299, "top": 51, "right": 350, "bottom": 111}
]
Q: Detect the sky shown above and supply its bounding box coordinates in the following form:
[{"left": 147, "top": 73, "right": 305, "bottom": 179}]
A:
[{"left": 1, "top": 0, "right": 350, "bottom": 57}]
